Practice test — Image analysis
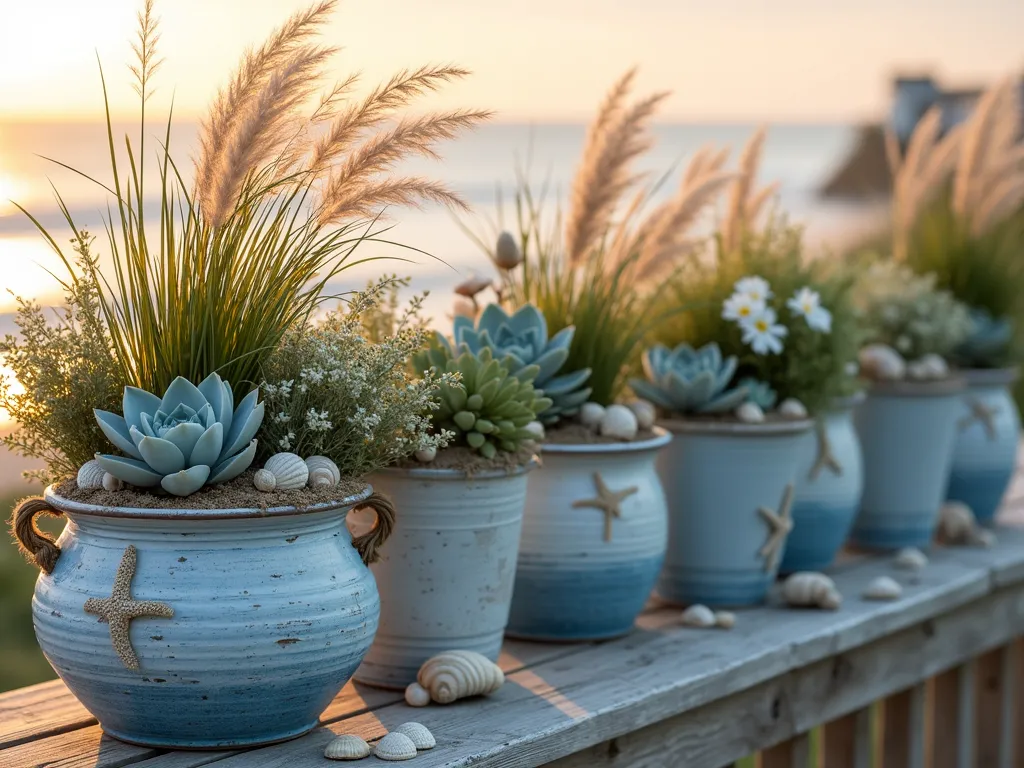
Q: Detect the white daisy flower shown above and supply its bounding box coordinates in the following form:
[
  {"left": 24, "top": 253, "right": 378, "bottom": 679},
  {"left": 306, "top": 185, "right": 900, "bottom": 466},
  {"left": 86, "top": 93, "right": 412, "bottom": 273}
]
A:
[
  {"left": 787, "top": 287, "right": 833, "bottom": 333},
  {"left": 722, "top": 292, "right": 767, "bottom": 323},
  {"left": 741, "top": 307, "right": 788, "bottom": 355},
  {"left": 734, "top": 276, "right": 773, "bottom": 303}
]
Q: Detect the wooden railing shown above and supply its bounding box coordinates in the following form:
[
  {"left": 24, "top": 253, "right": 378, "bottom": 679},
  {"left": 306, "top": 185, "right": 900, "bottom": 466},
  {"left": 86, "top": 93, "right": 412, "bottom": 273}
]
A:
[{"left": 3, "top": 471, "right": 1024, "bottom": 767}]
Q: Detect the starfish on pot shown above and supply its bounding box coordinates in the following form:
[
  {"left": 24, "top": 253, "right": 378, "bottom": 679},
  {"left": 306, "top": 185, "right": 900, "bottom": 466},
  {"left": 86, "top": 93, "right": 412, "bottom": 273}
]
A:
[
  {"left": 572, "top": 473, "right": 639, "bottom": 542},
  {"left": 84, "top": 545, "right": 174, "bottom": 671},
  {"left": 958, "top": 397, "right": 1000, "bottom": 441},
  {"left": 758, "top": 484, "right": 794, "bottom": 573},
  {"left": 809, "top": 422, "right": 843, "bottom": 480}
]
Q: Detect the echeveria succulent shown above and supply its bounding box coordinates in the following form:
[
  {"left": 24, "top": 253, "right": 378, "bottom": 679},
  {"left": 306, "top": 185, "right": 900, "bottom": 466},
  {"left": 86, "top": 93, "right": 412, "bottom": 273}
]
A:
[
  {"left": 441, "top": 303, "right": 591, "bottom": 424},
  {"left": 953, "top": 308, "right": 1013, "bottom": 368},
  {"left": 629, "top": 342, "right": 748, "bottom": 415},
  {"left": 738, "top": 377, "right": 778, "bottom": 410},
  {"left": 94, "top": 374, "right": 265, "bottom": 496}
]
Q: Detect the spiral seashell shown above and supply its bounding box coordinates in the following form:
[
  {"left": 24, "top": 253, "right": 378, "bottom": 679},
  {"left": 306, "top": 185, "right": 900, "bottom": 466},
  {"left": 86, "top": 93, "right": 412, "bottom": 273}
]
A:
[
  {"left": 253, "top": 468, "right": 277, "bottom": 492},
  {"left": 263, "top": 452, "right": 308, "bottom": 491},
  {"left": 863, "top": 576, "right": 902, "bottom": 601},
  {"left": 77, "top": 460, "right": 105, "bottom": 490},
  {"left": 374, "top": 732, "right": 417, "bottom": 761},
  {"left": 305, "top": 456, "right": 340, "bottom": 487},
  {"left": 405, "top": 683, "right": 431, "bottom": 707},
  {"left": 411, "top": 650, "right": 504, "bottom": 705},
  {"left": 101, "top": 472, "right": 124, "bottom": 492},
  {"left": 938, "top": 501, "right": 994, "bottom": 547},
  {"left": 782, "top": 572, "right": 842, "bottom": 610},
  {"left": 324, "top": 734, "right": 371, "bottom": 760},
  {"left": 393, "top": 722, "right": 435, "bottom": 750},
  {"left": 680, "top": 604, "right": 716, "bottom": 627}
]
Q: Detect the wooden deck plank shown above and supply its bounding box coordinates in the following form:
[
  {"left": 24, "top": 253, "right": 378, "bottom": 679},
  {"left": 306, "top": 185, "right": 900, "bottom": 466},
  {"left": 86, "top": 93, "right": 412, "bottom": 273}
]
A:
[
  {"left": 975, "top": 648, "right": 1004, "bottom": 768},
  {"left": 0, "top": 678, "right": 94, "bottom": 749}
]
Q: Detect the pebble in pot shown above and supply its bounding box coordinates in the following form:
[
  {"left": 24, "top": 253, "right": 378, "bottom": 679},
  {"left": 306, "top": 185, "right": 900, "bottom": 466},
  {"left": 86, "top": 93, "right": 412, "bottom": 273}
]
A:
[
  {"left": 778, "top": 398, "right": 808, "bottom": 419},
  {"left": 599, "top": 404, "right": 639, "bottom": 440},
  {"left": 735, "top": 401, "right": 765, "bottom": 423},
  {"left": 626, "top": 399, "right": 656, "bottom": 430},
  {"left": 859, "top": 344, "right": 906, "bottom": 381},
  {"left": 579, "top": 402, "right": 606, "bottom": 430}
]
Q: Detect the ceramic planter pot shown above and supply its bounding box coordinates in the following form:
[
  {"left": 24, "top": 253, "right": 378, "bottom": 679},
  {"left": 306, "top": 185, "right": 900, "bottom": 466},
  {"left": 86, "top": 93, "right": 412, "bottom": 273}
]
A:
[
  {"left": 947, "top": 368, "right": 1021, "bottom": 525},
  {"left": 505, "top": 429, "right": 671, "bottom": 641},
  {"left": 852, "top": 378, "right": 965, "bottom": 550},
  {"left": 354, "top": 462, "right": 533, "bottom": 689},
  {"left": 19, "top": 486, "right": 388, "bottom": 749},
  {"left": 656, "top": 418, "right": 813, "bottom": 607},
  {"left": 780, "top": 394, "right": 865, "bottom": 574}
]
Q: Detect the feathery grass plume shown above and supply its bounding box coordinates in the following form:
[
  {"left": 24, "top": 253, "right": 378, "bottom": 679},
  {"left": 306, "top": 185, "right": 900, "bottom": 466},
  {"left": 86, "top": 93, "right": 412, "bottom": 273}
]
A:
[
  {"left": 563, "top": 70, "right": 670, "bottom": 264},
  {"left": 952, "top": 77, "right": 1015, "bottom": 218},
  {"left": 720, "top": 126, "right": 769, "bottom": 253}
]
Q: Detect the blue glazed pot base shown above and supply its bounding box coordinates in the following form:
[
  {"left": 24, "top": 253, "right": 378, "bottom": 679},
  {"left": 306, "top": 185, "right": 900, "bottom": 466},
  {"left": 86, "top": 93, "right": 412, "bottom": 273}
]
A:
[
  {"left": 781, "top": 501, "right": 860, "bottom": 574},
  {"left": 101, "top": 721, "right": 318, "bottom": 750},
  {"left": 948, "top": 468, "right": 1015, "bottom": 526}
]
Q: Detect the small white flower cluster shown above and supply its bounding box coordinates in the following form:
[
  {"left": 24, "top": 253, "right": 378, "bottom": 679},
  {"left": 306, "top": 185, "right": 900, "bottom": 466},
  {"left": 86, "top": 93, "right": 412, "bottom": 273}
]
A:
[{"left": 722, "top": 276, "right": 832, "bottom": 355}]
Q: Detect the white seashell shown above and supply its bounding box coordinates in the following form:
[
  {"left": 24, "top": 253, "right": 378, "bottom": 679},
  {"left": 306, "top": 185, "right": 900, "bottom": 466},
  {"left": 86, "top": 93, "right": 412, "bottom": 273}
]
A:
[
  {"left": 783, "top": 572, "right": 842, "bottom": 610},
  {"left": 414, "top": 446, "right": 437, "bottom": 463},
  {"left": 77, "top": 460, "right": 105, "bottom": 490},
  {"left": 494, "top": 231, "right": 522, "bottom": 270},
  {"left": 263, "top": 452, "right": 308, "bottom": 491},
  {"left": 374, "top": 732, "right": 417, "bottom": 761},
  {"left": 680, "top": 604, "right": 716, "bottom": 627},
  {"left": 324, "top": 734, "right": 371, "bottom": 760},
  {"left": 863, "top": 576, "right": 902, "bottom": 601},
  {"left": 626, "top": 399, "right": 656, "bottom": 430},
  {"left": 921, "top": 353, "right": 948, "bottom": 378},
  {"left": 714, "top": 611, "right": 736, "bottom": 629},
  {"left": 579, "top": 402, "right": 606, "bottom": 429},
  {"left": 305, "top": 456, "right": 340, "bottom": 487},
  {"left": 414, "top": 650, "right": 504, "bottom": 705},
  {"left": 937, "top": 501, "right": 994, "bottom": 547},
  {"left": 894, "top": 547, "right": 928, "bottom": 570},
  {"left": 101, "top": 472, "right": 124, "bottom": 492},
  {"left": 393, "top": 722, "right": 435, "bottom": 750},
  {"left": 253, "top": 468, "right": 277, "bottom": 492},
  {"left": 599, "top": 404, "right": 639, "bottom": 440},
  {"left": 524, "top": 421, "right": 545, "bottom": 440},
  {"left": 405, "top": 682, "right": 431, "bottom": 707},
  {"left": 858, "top": 344, "right": 906, "bottom": 381},
  {"left": 735, "top": 401, "right": 765, "bottom": 424},
  {"left": 778, "top": 398, "right": 808, "bottom": 419},
  {"left": 906, "top": 360, "right": 932, "bottom": 381}
]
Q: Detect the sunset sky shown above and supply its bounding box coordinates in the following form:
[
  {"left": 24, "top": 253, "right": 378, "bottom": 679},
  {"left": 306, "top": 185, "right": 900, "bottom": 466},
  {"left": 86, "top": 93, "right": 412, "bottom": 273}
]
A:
[{"left": 1, "top": 0, "right": 1022, "bottom": 122}]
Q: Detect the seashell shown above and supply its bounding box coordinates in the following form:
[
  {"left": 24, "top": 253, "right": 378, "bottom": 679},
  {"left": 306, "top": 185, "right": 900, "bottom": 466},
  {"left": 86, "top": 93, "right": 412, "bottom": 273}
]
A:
[
  {"left": 626, "top": 399, "right": 656, "bottom": 430},
  {"left": 101, "top": 472, "right": 124, "bottom": 492},
  {"left": 253, "top": 468, "right": 277, "bottom": 492},
  {"left": 393, "top": 722, "right": 435, "bottom": 750},
  {"left": 524, "top": 421, "right": 545, "bottom": 440},
  {"left": 938, "top": 500, "right": 993, "bottom": 547},
  {"left": 680, "top": 604, "right": 716, "bottom": 627},
  {"left": 263, "top": 452, "right": 308, "bottom": 491},
  {"left": 324, "top": 734, "right": 371, "bottom": 760},
  {"left": 736, "top": 401, "right": 765, "bottom": 424},
  {"left": 414, "top": 650, "right": 504, "bottom": 705},
  {"left": 374, "top": 732, "right": 417, "bottom": 761},
  {"left": 863, "top": 575, "right": 902, "bottom": 601},
  {"left": 78, "top": 460, "right": 106, "bottom": 490},
  {"left": 305, "top": 456, "right": 340, "bottom": 487},
  {"left": 783, "top": 572, "right": 842, "bottom": 610},
  {"left": 778, "top": 398, "right": 808, "bottom": 419},
  {"left": 494, "top": 231, "right": 522, "bottom": 270},
  {"left": 579, "top": 402, "right": 606, "bottom": 430},
  {"left": 414, "top": 446, "right": 437, "bottom": 463},
  {"left": 921, "top": 353, "right": 948, "bottom": 378},
  {"left": 894, "top": 547, "right": 928, "bottom": 570},
  {"left": 454, "top": 275, "right": 492, "bottom": 299},
  {"left": 599, "top": 404, "right": 639, "bottom": 440},
  {"left": 858, "top": 344, "right": 906, "bottom": 381},
  {"left": 405, "top": 682, "right": 431, "bottom": 707},
  {"left": 714, "top": 611, "right": 736, "bottom": 629}
]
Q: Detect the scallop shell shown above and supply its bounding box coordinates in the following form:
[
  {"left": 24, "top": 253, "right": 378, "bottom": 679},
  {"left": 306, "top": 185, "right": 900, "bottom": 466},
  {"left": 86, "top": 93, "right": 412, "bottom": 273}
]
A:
[
  {"left": 414, "top": 446, "right": 437, "bottom": 463},
  {"left": 404, "top": 683, "right": 431, "bottom": 707},
  {"left": 735, "top": 402, "right": 765, "bottom": 424},
  {"left": 863, "top": 576, "right": 902, "bottom": 601},
  {"left": 374, "top": 732, "right": 417, "bottom": 761},
  {"left": 263, "top": 452, "right": 308, "bottom": 491},
  {"left": 579, "top": 402, "right": 605, "bottom": 429},
  {"left": 77, "top": 460, "right": 105, "bottom": 490},
  {"left": 894, "top": 547, "right": 928, "bottom": 570},
  {"left": 599, "top": 404, "right": 638, "bottom": 440},
  {"left": 680, "top": 604, "right": 716, "bottom": 628},
  {"left": 305, "top": 456, "right": 340, "bottom": 487},
  {"left": 414, "top": 650, "right": 504, "bottom": 705},
  {"left": 783, "top": 572, "right": 842, "bottom": 610},
  {"left": 324, "top": 734, "right": 371, "bottom": 760},
  {"left": 101, "top": 472, "right": 124, "bottom": 492},
  {"left": 714, "top": 611, "right": 736, "bottom": 629},
  {"left": 626, "top": 399, "right": 656, "bottom": 430},
  {"left": 393, "top": 722, "right": 435, "bottom": 750},
  {"left": 253, "top": 468, "right": 277, "bottom": 492}
]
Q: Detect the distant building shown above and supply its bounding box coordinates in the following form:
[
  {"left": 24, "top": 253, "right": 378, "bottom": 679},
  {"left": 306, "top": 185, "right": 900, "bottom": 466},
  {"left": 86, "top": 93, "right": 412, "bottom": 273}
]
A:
[{"left": 891, "top": 73, "right": 1022, "bottom": 143}]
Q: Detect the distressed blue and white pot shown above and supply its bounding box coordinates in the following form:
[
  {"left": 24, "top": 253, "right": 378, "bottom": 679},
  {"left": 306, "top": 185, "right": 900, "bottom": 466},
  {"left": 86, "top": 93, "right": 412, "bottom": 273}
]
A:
[
  {"left": 25, "top": 486, "right": 383, "bottom": 749},
  {"left": 780, "top": 393, "right": 865, "bottom": 574},
  {"left": 947, "top": 368, "right": 1021, "bottom": 525},
  {"left": 852, "top": 378, "right": 965, "bottom": 550},
  {"left": 656, "top": 418, "right": 813, "bottom": 607},
  {"left": 354, "top": 462, "right": 534, "bottom": 689},
  {"left": 506, "top": 429, "right": 671, "bottom": 641}
]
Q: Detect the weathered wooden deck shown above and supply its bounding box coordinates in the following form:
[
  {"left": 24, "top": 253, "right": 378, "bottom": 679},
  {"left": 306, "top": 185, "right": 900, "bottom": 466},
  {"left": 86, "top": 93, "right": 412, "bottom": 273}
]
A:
[{"left": 4, "top": 473, "right": 1024, "bottom": 768}]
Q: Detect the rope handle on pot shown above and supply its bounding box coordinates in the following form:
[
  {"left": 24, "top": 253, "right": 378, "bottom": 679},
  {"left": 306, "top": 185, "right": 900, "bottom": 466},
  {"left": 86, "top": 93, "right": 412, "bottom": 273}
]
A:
[
  {"left": 351, "top": 492, "right": 396, "bottom": 565},
  {"left": 11, "top": 497, "right": 64, "bottom": 574}
]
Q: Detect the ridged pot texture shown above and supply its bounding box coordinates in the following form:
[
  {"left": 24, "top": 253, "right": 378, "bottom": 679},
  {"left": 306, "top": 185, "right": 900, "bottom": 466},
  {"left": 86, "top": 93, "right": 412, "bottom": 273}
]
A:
[{"left": 32, "top": 489, "right": 379, "bottom": 749}]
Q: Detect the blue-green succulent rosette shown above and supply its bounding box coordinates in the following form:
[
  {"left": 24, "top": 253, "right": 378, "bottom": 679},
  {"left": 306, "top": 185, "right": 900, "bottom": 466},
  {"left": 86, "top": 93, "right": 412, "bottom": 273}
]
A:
[
  {"left": 630, "top": 342, "right": 748, "bottom": 415},
  {"left": 94, "top": 374, "right": 265, "bottom": 496}
]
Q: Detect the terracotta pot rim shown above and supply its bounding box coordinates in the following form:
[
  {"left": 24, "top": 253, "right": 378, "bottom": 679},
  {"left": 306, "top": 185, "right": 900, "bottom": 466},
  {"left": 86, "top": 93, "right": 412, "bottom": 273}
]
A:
[
  {"left": 538, "top": 426, "right": 672, "bottom": 455},
  {"left": 43, "top": 484, "right": 372, "bottom": 520},
  {"left": 866, "top": 376, "right": 967, "bottom": 398},
  {"left": 657, "top": 417, "right": 814, "bottom": 436},
  {"left": 373, "top": 455, "right": 540, "bottom": 481},
  {"left": 957, "top": 366, "right": 1020, "bottom": 387}
]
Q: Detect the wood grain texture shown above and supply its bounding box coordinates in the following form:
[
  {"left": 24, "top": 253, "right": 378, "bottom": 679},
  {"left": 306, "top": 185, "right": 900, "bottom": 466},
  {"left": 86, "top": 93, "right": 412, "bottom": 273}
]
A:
[
  {"left": 882, "top": 685, "right": 925, "bottom": 768},
  {"left": 0, "top": 679, "right": 94, "bottom": 749},
  {"left": 760, "top": 733, "right": 810, "bottom": 768},
  {"left": 975, "top": 648, "right": 1004, "bottom": 768},
  {"left": 933, "top": 668, "right": 961, "bottom": 768}
]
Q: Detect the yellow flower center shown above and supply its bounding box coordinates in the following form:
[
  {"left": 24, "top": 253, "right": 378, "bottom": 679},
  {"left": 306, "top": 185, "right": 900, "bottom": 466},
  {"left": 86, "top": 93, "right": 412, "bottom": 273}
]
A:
[
  {"left": 755, "top": 320, "right": 768, "bottom": 332},
  {"left": 802, "top": 302, "right": 812, "bottom": 313},
  {"left": 738, "top": 306, "right": 751, "bottom": 316}
]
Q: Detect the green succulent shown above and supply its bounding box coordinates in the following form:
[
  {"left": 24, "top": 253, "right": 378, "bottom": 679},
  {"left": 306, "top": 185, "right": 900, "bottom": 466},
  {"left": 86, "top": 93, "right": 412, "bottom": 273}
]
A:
[
  {"left": 629, "top": 342, "right": 748, "bottom": 415},
  {"left": 414, "top": 346, "right": 552, "bottom": 460}
]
